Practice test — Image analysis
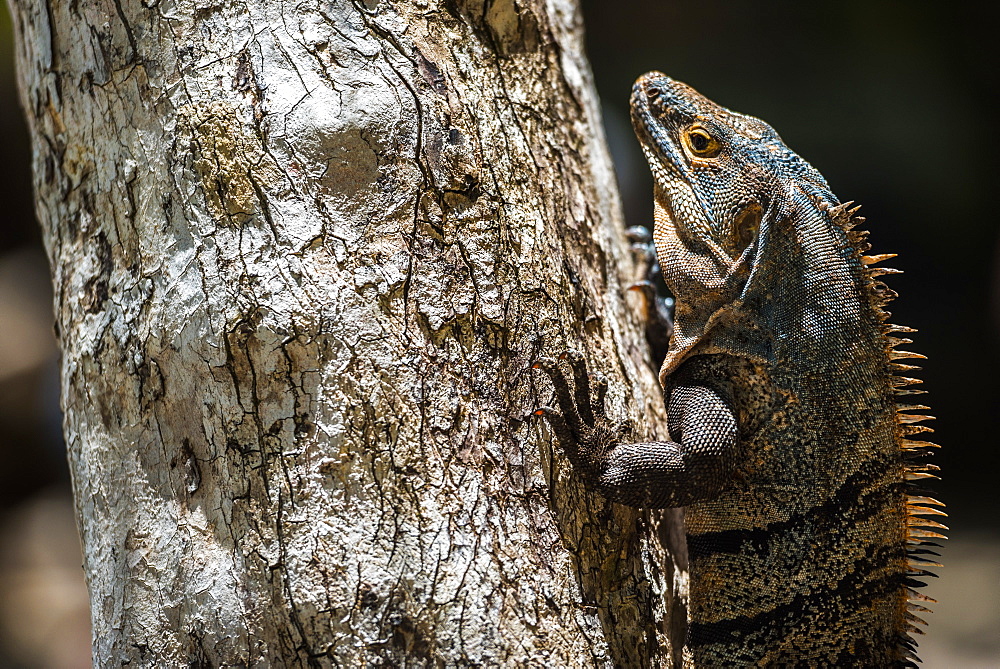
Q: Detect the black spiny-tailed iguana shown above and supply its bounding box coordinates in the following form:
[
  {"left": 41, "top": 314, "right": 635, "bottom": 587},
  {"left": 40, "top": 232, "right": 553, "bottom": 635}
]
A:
[{"left": 534, "top": 72, "right": 943, "bottom": 666}]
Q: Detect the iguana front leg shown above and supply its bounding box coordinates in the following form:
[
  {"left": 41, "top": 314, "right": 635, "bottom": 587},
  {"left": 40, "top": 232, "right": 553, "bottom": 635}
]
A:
[{"left": 533, "top": 352, "right": 738, "bottom": 508}]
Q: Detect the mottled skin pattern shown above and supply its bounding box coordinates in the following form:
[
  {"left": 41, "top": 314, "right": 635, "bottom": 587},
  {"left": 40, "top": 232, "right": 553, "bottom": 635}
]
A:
[{"left": 535, "top": 73, "right": 942, "bottom": 666}]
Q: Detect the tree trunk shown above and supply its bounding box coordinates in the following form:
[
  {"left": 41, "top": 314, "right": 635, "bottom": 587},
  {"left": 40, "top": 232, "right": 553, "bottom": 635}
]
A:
[{"left": 9, "top": 0, "right": 686, "bottom": 664}]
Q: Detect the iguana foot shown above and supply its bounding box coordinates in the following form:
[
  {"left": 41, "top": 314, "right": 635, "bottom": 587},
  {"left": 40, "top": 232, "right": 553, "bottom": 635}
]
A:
[
  {"left": 532, "top": 352, "right": 631, "bottom": 472},
  {"left": 625, "top": 226, "right": 674, "bottom": 366},
  {"left": 628, "top": 281, "right": 673, "bottom": 366},
  {"left": 626, "top": 225, "right": 659, "bottom": 283}
]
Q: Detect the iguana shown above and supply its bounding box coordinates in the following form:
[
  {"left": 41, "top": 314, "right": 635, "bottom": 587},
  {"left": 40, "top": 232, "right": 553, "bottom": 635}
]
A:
[{"left": 534, "top": 72, "right": 943, "bottom": 666}]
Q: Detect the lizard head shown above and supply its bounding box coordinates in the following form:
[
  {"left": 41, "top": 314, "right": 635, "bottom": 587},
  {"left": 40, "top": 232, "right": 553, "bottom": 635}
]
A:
[{"left": 630, "top": 72, "right": 840, "bottom": 378}]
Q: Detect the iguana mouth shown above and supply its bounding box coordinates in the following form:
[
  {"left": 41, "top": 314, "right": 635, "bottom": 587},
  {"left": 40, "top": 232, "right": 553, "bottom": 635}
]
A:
[
  {"left": 629, "top": 72, "right": 687, "bottom": 187},
  {"left": 630, "top": 73, "right": 734, "bottom": 274}
]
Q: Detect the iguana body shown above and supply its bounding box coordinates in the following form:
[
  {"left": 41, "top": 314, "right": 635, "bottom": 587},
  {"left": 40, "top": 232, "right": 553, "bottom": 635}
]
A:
[{"left": 535, "top": 73, "right": 942, "bottom": 666}]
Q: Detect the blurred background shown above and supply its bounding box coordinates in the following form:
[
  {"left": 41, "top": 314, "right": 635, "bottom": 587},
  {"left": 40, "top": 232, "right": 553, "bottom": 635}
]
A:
[{"left": 0, "top": 1, "right": 996, "bottom": 666}]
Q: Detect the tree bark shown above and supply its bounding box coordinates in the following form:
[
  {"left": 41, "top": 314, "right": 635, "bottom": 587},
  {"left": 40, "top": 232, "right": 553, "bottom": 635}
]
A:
[{"left": 9, "top": 0, "right": 686, "bottom": 664}]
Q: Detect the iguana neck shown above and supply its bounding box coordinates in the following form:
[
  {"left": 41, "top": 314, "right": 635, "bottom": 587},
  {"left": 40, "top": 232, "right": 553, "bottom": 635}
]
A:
[{"left": 661, "top": 189, "right": 880, "bottom": 379}]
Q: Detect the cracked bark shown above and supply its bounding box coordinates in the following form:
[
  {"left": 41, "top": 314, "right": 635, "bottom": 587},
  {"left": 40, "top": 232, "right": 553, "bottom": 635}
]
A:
[{"left": 9, "top": 0, "right": 687, "bottom": 665}]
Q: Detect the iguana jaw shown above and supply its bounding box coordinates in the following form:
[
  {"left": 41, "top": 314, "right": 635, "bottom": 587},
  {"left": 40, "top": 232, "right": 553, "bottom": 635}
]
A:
[
  {"left": 630, "top": 74, "right": 730, "bottom": 271},
  {"left": 631, "top": 73, "right": 771, "bottom": 377}
]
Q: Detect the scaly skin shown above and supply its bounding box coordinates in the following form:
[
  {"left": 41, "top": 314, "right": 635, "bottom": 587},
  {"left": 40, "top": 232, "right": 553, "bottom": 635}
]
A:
[{"left": 535, "top": 73, "right": 942, "bottom": 666}]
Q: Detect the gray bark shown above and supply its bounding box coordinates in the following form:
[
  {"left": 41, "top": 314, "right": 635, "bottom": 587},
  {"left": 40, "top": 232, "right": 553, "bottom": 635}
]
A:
[{"left": 9, "top": 0, "right": 686, "bottom": 664}]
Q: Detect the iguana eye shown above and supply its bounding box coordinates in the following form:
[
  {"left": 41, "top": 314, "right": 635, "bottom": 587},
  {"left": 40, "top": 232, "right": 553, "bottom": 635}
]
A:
[{"left": 684, "top": 126, "right": 721, "bottom": 158}]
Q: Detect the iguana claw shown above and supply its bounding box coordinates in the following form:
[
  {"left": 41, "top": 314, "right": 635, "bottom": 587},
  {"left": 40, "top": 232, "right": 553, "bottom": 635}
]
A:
[{"left": 531, "top": 352, "right": 622, "bottom": 469}]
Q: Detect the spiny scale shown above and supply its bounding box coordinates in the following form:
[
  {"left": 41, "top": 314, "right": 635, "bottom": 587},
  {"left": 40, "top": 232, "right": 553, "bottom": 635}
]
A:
[{"left": 845, "top": 204, "right": 944, "bottom": 662}]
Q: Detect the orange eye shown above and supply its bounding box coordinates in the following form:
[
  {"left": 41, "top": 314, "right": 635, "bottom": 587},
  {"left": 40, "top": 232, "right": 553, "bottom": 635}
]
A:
[{"left": 684, "top": 125, "right": 722, "bottom": 158}]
